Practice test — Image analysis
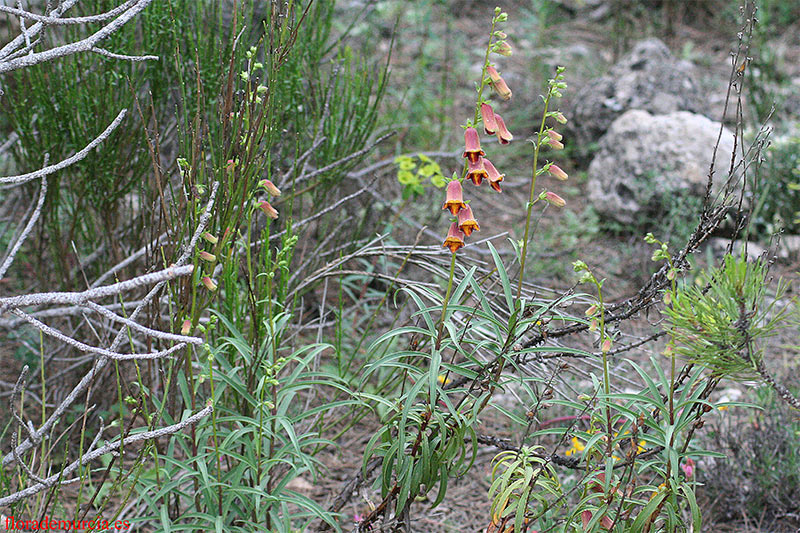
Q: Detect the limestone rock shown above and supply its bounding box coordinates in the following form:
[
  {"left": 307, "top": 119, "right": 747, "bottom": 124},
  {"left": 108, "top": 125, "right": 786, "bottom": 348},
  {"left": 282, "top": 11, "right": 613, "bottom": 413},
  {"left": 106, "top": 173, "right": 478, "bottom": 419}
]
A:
[
  {"left": 570, "top": 38, "right": 705, "bottom": 151},
  {"left": 587, "top": 110, "right": 735, "bottom": 225}
]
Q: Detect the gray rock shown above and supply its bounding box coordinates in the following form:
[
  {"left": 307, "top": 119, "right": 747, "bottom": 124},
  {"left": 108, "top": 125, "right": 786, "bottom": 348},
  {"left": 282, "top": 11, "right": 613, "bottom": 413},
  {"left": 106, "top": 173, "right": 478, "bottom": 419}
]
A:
[
  {"left": 706, "top": 238, "right": 767, "bottom": 262},
  {"left": 587, "top": 110, "right": 735, "bottom": 225},
  {"left": 570, "top": 38, "right": 705, "bottom": 151}
]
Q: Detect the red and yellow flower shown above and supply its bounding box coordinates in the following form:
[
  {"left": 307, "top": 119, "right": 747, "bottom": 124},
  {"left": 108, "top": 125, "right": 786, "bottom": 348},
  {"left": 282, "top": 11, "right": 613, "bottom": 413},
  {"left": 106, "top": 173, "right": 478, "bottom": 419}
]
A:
[
  {"left": 457, "top": 205, "right": 479, "bottom": 236},
  {"left": 463, "top": 127, "right": 485, "bottom": 163},
  {"left": 443, "top": 222, "right": 466, "bottom": 253},
  {"left": 494, "top": 114, "right": 513, "bottom": 144},
  {"left": 442, "top": 180, "right": 466, "bottom": 215},
  {"left": 483, "top": 158, "right": 505, "bottom": 192},
  {"left": 467, "top": 158, "right": 489, "bottom": 186}
]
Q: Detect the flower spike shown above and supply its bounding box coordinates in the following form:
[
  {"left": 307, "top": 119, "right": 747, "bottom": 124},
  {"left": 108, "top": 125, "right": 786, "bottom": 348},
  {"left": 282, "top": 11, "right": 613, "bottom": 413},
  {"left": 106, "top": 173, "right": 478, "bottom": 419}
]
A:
[
  {"left": 442, "top": 180, "right": 466, "bottom": 215},
  {"left": 457, "top": 205, "right": 480, "bottom": 236},
  {"left": 443, "top": 221, "right": 465, "bottom": 253},
  {"left": 463, "top": 127, "right": 485, "bottom": 163}
]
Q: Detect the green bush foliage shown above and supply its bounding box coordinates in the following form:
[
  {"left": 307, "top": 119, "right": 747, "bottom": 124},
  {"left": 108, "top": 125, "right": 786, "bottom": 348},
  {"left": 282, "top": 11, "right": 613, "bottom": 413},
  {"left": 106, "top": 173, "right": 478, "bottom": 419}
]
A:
[{"left": 1, "top": 2, "right": 799, "bottom": 533}]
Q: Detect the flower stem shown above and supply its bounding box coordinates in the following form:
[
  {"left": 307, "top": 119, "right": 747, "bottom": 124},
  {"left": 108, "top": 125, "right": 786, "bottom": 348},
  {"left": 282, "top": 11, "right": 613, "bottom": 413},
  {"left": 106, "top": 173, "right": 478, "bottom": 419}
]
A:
[{"left": 597, "top": 286, "right": 613, "bottom": 456}]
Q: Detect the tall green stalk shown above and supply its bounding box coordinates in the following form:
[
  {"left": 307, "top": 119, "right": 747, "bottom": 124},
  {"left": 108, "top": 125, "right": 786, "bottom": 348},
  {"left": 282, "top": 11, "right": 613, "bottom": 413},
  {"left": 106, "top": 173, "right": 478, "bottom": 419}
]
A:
[{"left": 516, "top": 67, "right": 566, "bottom": 300}]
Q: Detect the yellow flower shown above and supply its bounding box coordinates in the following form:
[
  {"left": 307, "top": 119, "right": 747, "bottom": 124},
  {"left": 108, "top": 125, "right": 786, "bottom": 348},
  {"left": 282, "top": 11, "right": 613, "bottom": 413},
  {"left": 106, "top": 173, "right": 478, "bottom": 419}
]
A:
[
  {"left": 565, "top": 436, "right": 585, "bottom": 457},
  {"left": 650, "top": 483, "right": 667, "bottom": 500},
  {"left": 437, "top": 375, "right": 452, "bottom": 386}
]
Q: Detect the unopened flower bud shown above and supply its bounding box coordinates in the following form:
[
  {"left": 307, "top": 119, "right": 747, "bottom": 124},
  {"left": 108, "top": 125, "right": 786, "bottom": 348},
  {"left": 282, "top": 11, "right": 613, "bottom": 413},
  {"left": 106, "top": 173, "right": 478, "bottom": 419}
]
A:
[
  {"left": 486, "top": 65, "right": 512, "bottom": 100},
  {"left": 547, "top": 130, "right": 563, "bottom": 142},
  {"left": 181, "top": 319, "right": 191, "bottom": 335},
  {"left": 585, "top": 304, "right": 597, "bottom": 316},
  {"left": 601, "top": 339, "right": 612, "bottom": 353},
  {"left": 494, "top": 42, "right": 513, "bottom": 56},
  {"left": 548, "top": 164, "right": 568, "bottom": 181},
  {"left": 589, "top": 319, "right": 598, "bottom": 331},
  {"left": 199, "top": 251, "right": 216, "bottom": 262},
  {"left": 545, "top": 138, "right": 564, "bottom": 150},
  {"left": 544, "top": 191, "right": 566, "bottom": 207},
  {"left": 202, "top": 232, "right": 219, "bottom": 244},
  {"left": 259, "top": 179, "right": 282, "bottom": 196},
  {"left": 555, "top": 112, "right": 568, "bottom": 124},
  {"left": 201, "top": 276, "right": 218, "bottom": 291},
  {"left": 258, "top": 201, "right": 279, "bottom": 219}
]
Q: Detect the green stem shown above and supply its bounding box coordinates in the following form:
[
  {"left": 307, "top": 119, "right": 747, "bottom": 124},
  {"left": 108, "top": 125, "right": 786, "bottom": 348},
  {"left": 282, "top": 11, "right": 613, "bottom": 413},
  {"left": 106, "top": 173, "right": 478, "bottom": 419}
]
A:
[
  {"left": 597, "top": 286, "right": 613, "bottom": 457},
  {"left": 436, "top": 252, "right": 457, "bottom": 350},
  {"left": 666, "top": 258, "right": 677, "bottom": 482},
  {"left": 207, "top": 348, "right": 223, "bottom": 517},
  {"left": 473, "top": 18, "right": 497, "bottom": 126}
]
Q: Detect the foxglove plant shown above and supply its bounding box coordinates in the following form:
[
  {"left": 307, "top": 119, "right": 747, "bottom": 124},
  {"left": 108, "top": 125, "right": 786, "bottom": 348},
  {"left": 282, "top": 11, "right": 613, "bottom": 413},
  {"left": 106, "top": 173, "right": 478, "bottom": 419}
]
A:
[{"left": 357, "top": 5, "right": 788, "bottom": 532}]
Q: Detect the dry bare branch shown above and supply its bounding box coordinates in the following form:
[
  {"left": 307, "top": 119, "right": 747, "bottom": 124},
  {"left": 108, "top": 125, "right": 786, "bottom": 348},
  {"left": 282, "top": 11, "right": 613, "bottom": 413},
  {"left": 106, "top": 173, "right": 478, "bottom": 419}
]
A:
[
  {"left": 0, "top": 264, "right": 193, "bottom": 312},
  {"left": 0, "top": 403, "right": 213, "bottom": 507},
  {"left": 0, "top": 109, "right": 127, "bottom": 185},
  {"left": 10, "top": 309, "right": 192, "bottom": 360},
  {"left": 0, "top": 0, "right": 155, "bottom": 73},
  {"left": 0, "top": 174, "right": 46, "bottom": 278},
  {"left": 0, "top": 0, "right": 138, "bottom": 27},
  {"left": 2, "top": 182, "right": 218, "bottom": 467}
]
